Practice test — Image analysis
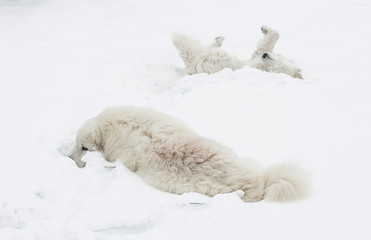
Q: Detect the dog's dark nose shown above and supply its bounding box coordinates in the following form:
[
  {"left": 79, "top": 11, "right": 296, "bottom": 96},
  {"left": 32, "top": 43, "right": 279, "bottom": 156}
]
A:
[{"left": 262, "top": 53, "right": 269, "bottom": 59}]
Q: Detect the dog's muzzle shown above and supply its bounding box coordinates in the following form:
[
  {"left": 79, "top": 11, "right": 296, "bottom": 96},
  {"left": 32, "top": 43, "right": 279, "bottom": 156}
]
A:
[{"left": 69, "top": 148, "right": 87, "bottom": 168}]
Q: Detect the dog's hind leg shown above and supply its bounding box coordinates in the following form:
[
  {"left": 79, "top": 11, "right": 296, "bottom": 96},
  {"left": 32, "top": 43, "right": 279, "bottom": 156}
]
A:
[
  {"left": 172, "top": 33, "right": 205, "bottom": 74},
  {"left": 251, "top": 26, "right": 280, "bottom": 57}
]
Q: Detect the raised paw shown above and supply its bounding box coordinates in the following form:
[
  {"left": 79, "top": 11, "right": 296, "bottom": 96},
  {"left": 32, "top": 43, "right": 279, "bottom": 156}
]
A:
[
  {"left": 261, "top": 26, "right": 280, "bottom": 37},
  {"left": 214, "top": 36, "right": 225, "bottom": 47},
  {"left": 261, "top": 25, "right": 269, "bottom": 34}
]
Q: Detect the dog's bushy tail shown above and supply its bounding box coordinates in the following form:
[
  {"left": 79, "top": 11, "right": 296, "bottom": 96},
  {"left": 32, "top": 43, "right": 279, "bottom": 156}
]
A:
[
  {"left": 262, "top": 162, "right": 310, "bottom": 202},
  {"left": 172, "top": 33, "right": 204, "bottom": 69}
]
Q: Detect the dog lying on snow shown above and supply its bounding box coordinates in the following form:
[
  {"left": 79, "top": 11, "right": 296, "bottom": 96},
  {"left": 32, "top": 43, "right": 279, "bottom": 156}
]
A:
[
  {"left": 173, "top": 26, "right": 303, "bottom": 79},
  {"left": 69, "top": 106, "right": 309, "bottom": 202}
]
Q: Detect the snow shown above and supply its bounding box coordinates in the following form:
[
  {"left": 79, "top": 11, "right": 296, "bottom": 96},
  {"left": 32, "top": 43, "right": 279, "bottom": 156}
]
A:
[{"left": 0, "top": 0, "right": 370, "bottom": 239}]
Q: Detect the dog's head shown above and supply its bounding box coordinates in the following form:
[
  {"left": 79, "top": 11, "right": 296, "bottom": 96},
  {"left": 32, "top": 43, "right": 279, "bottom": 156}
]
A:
[
  {"left": 69, "top": 119, "right": 103, "bottom": 168},
  {"left": 261, "top": 52, "right": 303, "bottom": 79}
]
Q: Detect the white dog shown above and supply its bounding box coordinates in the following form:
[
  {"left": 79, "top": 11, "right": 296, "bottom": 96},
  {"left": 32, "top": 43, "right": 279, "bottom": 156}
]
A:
[
  {"left": 173, "top": 26, "right": 303, "bottom": 79},
  {"left": 69, "top": 106, "right": 309, "bottom": 202}
]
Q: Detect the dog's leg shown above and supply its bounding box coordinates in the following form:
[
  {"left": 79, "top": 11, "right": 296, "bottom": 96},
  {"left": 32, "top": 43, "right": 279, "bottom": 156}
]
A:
[
  {"left": 210, "top": 36, "right": 225, "bottom": 48},
  {"left": 252, "top": 26, "right": 280, "bottom": 57}
]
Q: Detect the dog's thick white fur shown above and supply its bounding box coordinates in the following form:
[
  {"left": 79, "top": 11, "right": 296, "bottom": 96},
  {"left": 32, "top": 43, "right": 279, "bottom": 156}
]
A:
[
  {"left": 70, "top": 106, "right": 309, "bottom": 202},
  {"left": 173, "top": 26, "right": 303, "bottom": 79}
]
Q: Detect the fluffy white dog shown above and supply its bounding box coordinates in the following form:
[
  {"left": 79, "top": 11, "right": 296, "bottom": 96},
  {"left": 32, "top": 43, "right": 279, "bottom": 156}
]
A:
[
  {"left": 173, "top": 26, "right": 303, "bottom": 79},
  {"left": 70, "top": 106, "right": 309, "bottom": 202}
]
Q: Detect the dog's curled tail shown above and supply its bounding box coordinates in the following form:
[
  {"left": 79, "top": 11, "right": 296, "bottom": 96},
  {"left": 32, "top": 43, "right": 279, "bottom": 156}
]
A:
[
  {"left": 172, "top": 33, "right": 204, "bottom": 70},
  {"left": 262, "top": 162, "right": 310, "bottom": 202}
]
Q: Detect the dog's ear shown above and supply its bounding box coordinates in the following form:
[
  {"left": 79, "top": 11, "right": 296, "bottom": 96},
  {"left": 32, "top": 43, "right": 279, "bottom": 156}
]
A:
[
  {"left": 91, "top": 123, "right": 104, "bottom": 151},
  {"left": 93, "top": 132, "right": 103, "bottom": 151}
]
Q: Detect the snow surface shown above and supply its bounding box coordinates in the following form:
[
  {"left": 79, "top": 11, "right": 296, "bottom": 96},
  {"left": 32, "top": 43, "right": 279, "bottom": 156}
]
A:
[{"left": 1, "top": 0, "right": 371, "bottom": 239}]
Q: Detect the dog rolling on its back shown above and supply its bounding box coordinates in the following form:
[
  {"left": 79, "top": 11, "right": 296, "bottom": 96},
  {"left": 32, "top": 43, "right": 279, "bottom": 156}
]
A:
[
  {"left": 173, "top": 26, "right": 303, "bottom": 79},
  {"left": 69, "top": 106, "right": 310, "bottom": 202},
  {"left": 172, "top": 33, "right": 247, "bottom": 75}
]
